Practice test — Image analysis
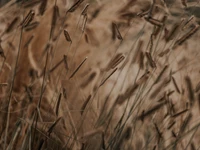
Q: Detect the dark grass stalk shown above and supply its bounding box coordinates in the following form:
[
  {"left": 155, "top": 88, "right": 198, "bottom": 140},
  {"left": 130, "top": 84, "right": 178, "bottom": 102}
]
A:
[
  {"left": 106, "top": 72, "right": 151, "bottom": 149},
  {"left": 45, "top": 3, "right": 90, "bottom": 123},
  {"left": 21, "top": 125, "right": 30, "bottom": 150},
  {"left": 0, "top": 24, "right": 21, "bottom": 72},
  {"left": 4, "top": 17, "right": 24, "bottom": 150},
  {"left": 19, "top": 117, "right": 60, "bottom": 147},
  {"left": 152, "top": 16, "right": 168, "bottom": 57},
  {"left": 107, "top": 95, "right": 136, "bottom": 149},
  {"left": 96, "top": 23, "right": 147, "bottom": 128},
  {"left": 33, "top": 48, "right": 49, "bottom": 148},
  {"left": 69, "top": 57, "right": 87, "bottom": 79},
  {"left": 165, "top": 121, "right": 200, "bottom": 150},
  {"left": 115, "top": 58, "right": 170, "bottom": 149},
  {"left": 114, "top": 72, "right": 150, "bottom": 128},
  {"left": 46, "top": 3, "right": 73, "bottom": 72},
  {"left": 71, "top": 17, "right": 140, "bottom": 148},
  {"left": 7, "top": 120, "right": 21, "bottom": 150},
  {"left": 96, "top": 26, "right": 150, "bottom": 149},
  {"left": 55, "top": 93, "right": 62, "bottom": 116},
  {"left": 68, "top": 16, "right": 130, "bottom": 134},
  {"left": 184, "top": 125, "right": 199, "bottom": 150},
  {"left": 49, "top": 58, "right": 64, "bottom": 73}
]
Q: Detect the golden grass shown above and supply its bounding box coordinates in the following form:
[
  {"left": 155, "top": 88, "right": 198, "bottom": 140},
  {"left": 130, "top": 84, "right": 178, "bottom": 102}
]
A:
[{"left": 0, "top": 0, "right": 200, "bottom": 149}]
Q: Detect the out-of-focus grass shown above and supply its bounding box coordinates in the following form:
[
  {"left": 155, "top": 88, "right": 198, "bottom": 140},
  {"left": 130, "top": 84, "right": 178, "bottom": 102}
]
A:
[{"left": 0, "top": 0, "right": 200, "bottom": 149}]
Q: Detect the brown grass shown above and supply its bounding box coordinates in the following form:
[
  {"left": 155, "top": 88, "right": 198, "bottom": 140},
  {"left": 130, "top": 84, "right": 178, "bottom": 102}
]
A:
[{"left": 1, "top": 0, "right": 200, "bottom": 149}]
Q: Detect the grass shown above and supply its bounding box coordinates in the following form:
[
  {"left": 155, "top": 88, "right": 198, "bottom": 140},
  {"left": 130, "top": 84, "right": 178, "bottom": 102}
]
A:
[{"left": 1, "top": 0, "right": 200, "bottom": 149}]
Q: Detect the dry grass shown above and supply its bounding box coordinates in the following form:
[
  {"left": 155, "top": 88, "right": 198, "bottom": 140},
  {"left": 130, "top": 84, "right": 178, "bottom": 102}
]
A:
[{"left": 0, "top": 0, "right": 200, "bottom": 149}]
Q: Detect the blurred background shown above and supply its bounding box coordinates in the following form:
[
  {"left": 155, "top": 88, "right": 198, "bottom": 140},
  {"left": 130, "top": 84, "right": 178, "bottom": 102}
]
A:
[{"left": 0, "top": 0, "right": 9, "bottom": 7}]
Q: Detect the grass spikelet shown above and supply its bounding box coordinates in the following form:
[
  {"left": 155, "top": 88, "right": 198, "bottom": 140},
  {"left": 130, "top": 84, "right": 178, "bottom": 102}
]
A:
[
  {"left": 181, "top": 0, "right": 187, "bottom": 7},
  {"left": 39, "top": 0, "right": 47, "bottom": 16},
  {"left": 5, "top": 17, "right": 19, "bottom": 33},
  {"left": 137, "top": 70, "right": 150, "bottom": 84},
  {"left": 24, "top": 35, "right": 34, "bottom": 48},
  {"left": 138, "top": 101, "right": 167, "bottom": 120},
  {"left": 154, "top": 65, "right": 168, "bottom": 84},
  {"left": 158, "top": 48, "right": 170, "bottom": 57},
  {"left": 63, "top": 55, "right": 69, "bottom": 71},
  {"left": 166, "top": 19, "right": 185, "bottom": 42},
  {"left": 138, "top": 51, "right": 144, "bottom": 69},
  {"left": 120, "top": 12, "right": 136, "bottom": 20},
  {"left": 182, "top": 15, "right": 194, "bottom": 30},
  {"left": 47, "top": 117, "right": 62, "bottom": 135},
  {"left": 185, "top": 76, "right": 195, "bottom": 106},
  {"left": 0, "top": 43, "right": 5, "bottom": 58},
  {"left": 100, "top": 67, "right": 118, "bottom": 86},
  {"left": 20, "top": 10, "right": 35, "bottom": 28},
  {"left": 50, "top": 58, "right": 64, "bottom": 73},
  {"left": 167, "top": 121, "right": 176, "bottom": 129},
  {"left": 24, "top": 21, "right": 39, "bottom": 31},
  {"left": 68, "top": 0, "right": 85, "bottom": 13},
  {"left": 174, "top": 24, "right": 199, "bottom": 47},
  {"left": 133, "top": 40, "right": 143, "bottom": 63},
  {"left": 172, "top": 109, "right": 188, "bottom": 118},
  {"left": 50, "top": 5, "right": 58, "bottom": 40},
  {"left": 150, "top": 82, "right": 165, "bottom": 99},
  {"left": 166, "top": 23, "right": 181, "bottom": 42},
  {"left": 63, "top": 87, "right": 67, "bottom": 99},
  {"left": 81, "top": 94, "right": 91, "bottom": 115},
  {"left": 117, "top": 71, "right": 150, "bottom": 105},
  {"left": 80, "top": 71, "right": 96, "bottom": 88},
  {"left": 64, "top": 29, "right": 72, "bottom": 43},
  {"left": 149, "top": 34, "right": 154, "bottom": 53},
  {"left": 116, "top": 83, "right": 139, "bottom": 105},
  {"left": 55, "top": 93, "right": 62, "bottom": 116},
  {"left": 165, "top": 93, "right": 174, "bottom": 116},
  {"left": 178, "top": 113, "right": 192, "bottom": 136},
  {"left": 154, "top": 122, "right": 162, "bottom": 142},
  {"left": 145, "top": 52, "right": 156, "bottom": 68},
  {"left": 90, "top": 7, "right": 102, "bottom": 22},
  {"left": 144, "top": 16, "right": 163, "bottom": 27},
  {"left": 81, "top": 3, "right": 90, "bottom": 16},
  {"left": 111, "top": 22, "right": 123, "bottom": 40},
  {"left": 153, "top": 16, "right": 167, "bottom": 37},
  {"left": 137, "top": 10, "right": 149, "bottom": 18},
  {"left": 82, "top": 14, "right": 87, "bottom": 33},
  {"left": 69, "top": 57, "right": 87, "bottom": 79},
  {"left": 111, "top": 23, "right": 116, "bottom": 40},
  {"left": 84, "top": 33, "right": 89, "bottom": 43},
  {"left": 172, "top": 76, "right": 181, "bottom": 94},
  {"left": 106, "top": 53, "right": 125, "bottom": 71}
]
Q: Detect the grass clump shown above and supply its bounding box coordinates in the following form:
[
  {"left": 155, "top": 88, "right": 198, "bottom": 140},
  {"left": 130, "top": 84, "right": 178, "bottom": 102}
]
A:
[{"left": 0, "top": 0, "right": 200, "bottom": 149}]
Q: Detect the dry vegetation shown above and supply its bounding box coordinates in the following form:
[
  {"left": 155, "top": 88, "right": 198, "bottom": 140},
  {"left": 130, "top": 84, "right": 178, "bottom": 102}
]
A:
[{"left": 0, "top": 0, "right": 200, "bottom": 149}]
